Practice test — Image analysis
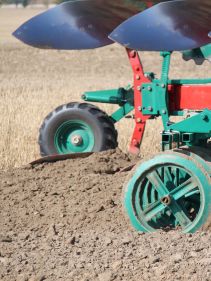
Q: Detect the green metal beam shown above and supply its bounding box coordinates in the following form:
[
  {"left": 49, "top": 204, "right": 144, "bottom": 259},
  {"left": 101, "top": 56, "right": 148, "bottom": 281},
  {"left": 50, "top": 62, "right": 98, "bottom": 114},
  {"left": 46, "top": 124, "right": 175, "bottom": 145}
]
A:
[
  {"left": 111, "top": 103, "right": 134, "bottom": 123},
  {"left": 82, "top": 88, "right": 126, "bottom": 105},
  {"left": 168, "top": 110, "right": 211, "bottom": 133},
  {"left": 82, "top": 87, "right": 134, "bottom": 123}
]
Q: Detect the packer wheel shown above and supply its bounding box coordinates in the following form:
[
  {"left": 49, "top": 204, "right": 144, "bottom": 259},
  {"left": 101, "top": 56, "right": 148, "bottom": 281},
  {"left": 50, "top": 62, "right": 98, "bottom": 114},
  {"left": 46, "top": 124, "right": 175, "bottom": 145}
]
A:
[
  {"left": 123, "top": 150, "right": 211, "bottom": 233},
  {"left": 39, "top": 102, "right": 118, "bottom": 156}
]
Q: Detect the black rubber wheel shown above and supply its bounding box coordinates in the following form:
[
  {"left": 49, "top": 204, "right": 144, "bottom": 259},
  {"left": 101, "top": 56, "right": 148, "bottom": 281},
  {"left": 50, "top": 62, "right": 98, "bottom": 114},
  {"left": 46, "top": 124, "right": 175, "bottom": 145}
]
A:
[{"left": 39, "top": 102, "right": 118, "bottom": 156}]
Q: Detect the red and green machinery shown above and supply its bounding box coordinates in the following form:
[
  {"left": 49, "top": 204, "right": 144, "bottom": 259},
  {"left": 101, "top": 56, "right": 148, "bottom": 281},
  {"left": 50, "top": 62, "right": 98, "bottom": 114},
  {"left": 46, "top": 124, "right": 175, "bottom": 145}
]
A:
[
  {"left": 81, "top": 47, "right": 211, "bottom": 233},
  {"left": 14, "top": 0, "right": 211, "bottom": 232}
]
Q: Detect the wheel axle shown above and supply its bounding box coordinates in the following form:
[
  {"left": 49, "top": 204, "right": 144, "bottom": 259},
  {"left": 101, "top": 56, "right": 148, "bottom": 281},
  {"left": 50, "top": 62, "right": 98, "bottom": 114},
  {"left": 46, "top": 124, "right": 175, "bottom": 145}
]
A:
[
  {"left": 161, "top": 195, "right": 171, "bottom": 206},
  {"left": 71, "top": 135, "right": 83, "bottom": 146}
]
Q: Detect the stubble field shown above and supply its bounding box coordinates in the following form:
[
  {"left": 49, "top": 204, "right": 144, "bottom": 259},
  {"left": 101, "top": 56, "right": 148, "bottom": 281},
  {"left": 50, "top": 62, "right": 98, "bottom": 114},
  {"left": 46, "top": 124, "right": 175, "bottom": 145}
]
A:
[{"left": 0, "top": 7, "right": 210, "bottom": 169}]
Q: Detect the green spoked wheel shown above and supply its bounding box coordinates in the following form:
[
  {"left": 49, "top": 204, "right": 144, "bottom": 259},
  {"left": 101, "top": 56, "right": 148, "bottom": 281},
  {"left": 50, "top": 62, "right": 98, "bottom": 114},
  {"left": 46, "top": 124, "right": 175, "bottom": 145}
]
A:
[
  {"left": 39, "top": 102, "right": 118, "bottom": 156},
  {"left": 123, "top": 151, "right": 211, "bottom": 233},
  {"left": 54, "top": 120, "right": 95, "bottom": 154}
]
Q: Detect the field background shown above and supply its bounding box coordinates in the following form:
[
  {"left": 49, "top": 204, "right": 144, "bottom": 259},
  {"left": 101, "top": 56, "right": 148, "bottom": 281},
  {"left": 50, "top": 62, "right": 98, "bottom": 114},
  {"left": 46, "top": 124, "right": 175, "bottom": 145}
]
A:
[{"left": 0, "top": 7, "right": 210, "bottom": 170}]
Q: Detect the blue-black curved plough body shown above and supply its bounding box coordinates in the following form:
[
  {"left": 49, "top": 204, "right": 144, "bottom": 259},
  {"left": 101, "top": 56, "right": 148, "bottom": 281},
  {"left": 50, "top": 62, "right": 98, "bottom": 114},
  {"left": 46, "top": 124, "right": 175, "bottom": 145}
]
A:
[{"left": 13, "top": 0, "right": 211, "bottom": 52}]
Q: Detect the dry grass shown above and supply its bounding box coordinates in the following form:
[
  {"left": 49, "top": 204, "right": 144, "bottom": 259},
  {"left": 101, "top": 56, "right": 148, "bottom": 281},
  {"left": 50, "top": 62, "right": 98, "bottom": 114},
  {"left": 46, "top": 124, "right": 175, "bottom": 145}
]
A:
[{"left": 0, "top": 8, "right": 210, "bottom": 170}]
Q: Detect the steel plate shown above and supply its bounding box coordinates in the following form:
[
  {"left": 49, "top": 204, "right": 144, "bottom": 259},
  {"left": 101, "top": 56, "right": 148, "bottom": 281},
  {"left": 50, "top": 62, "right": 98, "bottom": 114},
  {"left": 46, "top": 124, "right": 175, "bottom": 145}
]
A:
[
  {"left": 13, "top": 0, "right": 165, "bottom": 50},
  {"left": 109, "top": 0, "right": 211, "bottom": 51}
]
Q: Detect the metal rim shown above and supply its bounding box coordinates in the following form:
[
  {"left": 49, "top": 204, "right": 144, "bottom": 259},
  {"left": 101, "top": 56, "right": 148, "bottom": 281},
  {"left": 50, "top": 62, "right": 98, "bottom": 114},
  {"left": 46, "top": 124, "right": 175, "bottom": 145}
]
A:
[
  {"left": 124, "top": 153, "right": 211, "bottom": 233},
  {"left": 54, "top": 120, "right": 95, "bottom": 154}
]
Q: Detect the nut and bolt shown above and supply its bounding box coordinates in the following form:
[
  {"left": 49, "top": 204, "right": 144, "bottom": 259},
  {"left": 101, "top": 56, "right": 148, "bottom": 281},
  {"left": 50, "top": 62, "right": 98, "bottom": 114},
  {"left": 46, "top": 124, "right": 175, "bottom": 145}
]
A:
[
  {"left": 71, "top": 135, "right": 82, "bottom": 146},
  {"left": 132, "top": 139, "right": 139, "bottom": 146},
  {"left": 136, "top": 75, "right": 140, "bottom": 80},
  {"left": 201, "top": 114, "right": 208, "bottom": 121},
  {"left": 161, "top": 195, "right": 171, "bottom": 206},
  {"left": 136, "top": 118, "right": 142, "bottom": 123},
  {"left": 130, "top": 50, "right": 136, "bottom": 58}
]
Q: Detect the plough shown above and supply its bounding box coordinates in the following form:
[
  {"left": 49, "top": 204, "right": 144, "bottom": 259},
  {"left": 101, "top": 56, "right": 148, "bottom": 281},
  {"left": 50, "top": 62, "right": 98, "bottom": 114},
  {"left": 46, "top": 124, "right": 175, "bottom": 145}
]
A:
[{"left": 14, "top": 0, "right": 211, "bottom": 232}]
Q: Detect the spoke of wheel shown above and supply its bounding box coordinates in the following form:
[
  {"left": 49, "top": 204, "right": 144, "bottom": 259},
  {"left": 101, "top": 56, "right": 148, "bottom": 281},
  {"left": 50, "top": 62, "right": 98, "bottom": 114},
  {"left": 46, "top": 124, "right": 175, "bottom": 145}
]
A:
[
  {"left": 164, "top": 167, "right": 175, "bottom": 187},
  {"left": 143, "top": 201, "right": 166, "bottom": 222},
  {"left": 157, "top": 167, "right": 164, "bottom": 181},
  {"left": 173, "top": 167, "right": 187, "bottom": 186},
  {"left": 147, "top": 171, "right": 169, "bottom": 197},
  {"left": 185, "top": 189, "right": 200, "bottom": 198},
  {"left": 172, "top": 178, "right": 198, "bottom": 201},
  {"left": 175, "top": 168, "right": 180, "bottom": 186},
  {"left": 168, "top": 199, "right": 192, "bottom": 228},
  {"left": 151, "top": 187, "right": 157, "bottom": 205},
  {"left": 142, "top": 181, "right": 150, "bottom": 209}
]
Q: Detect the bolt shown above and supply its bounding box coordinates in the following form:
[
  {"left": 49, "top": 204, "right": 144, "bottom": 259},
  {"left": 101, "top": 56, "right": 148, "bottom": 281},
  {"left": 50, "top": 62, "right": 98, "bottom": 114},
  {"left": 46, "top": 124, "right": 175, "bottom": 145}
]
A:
[
  {"left": 161, "top": 195, "right": 171, "bottom": 206},
  {"left": 161, "top": 84, "right": 166, "bottom": 88},
  {"left": 130, "top": 50, "right": 136, "bottom": 58},
  {"left": 136, "top": 118, "right": 142, "bottom": 123},
  {"left": 147, "top": 86, "right": 152, "bottom": 91},
  {"left": 201, "top": 114, "right": 208, "bottom": 121},
  {"left": 71, "top": 135, "right": 82, "bottom": 146},
  {"left": 147, "top": 106, "right": 153, "bottom": 112},
  {"left": 132, "top": 139, "right": 139, "bottom": 146},
  {"left": 138, "top": 106, "right": 142, "bottom": 111},
  {"left": 144, "top": 73, "right": 148, "bottom": 78},
  {"left": 137, "top": 86, "right": 141, "bottom": 91},
  {"left": 136, "top": 75, "right": 140, "bottom": 80},
  {"left": 162, "top": 109, "right": 166, "bottom": 114}
]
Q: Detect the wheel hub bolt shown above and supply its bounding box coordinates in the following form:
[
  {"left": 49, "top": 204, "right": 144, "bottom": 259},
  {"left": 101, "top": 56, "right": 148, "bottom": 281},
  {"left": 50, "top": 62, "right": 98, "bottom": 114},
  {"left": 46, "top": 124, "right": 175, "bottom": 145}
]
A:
[
  {"left": 71, "top": 135, "right": 82, "bottom": 146},
  {"left": 161, "top": 195, "right": 171, "bottom": 206}
]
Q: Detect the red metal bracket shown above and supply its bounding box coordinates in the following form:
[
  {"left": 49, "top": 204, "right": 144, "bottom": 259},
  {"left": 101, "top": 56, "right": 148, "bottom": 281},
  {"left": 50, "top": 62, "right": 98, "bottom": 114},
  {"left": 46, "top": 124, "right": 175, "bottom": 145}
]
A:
[{"left": 126, "top": 49, "right": 152, "bottom": 155}]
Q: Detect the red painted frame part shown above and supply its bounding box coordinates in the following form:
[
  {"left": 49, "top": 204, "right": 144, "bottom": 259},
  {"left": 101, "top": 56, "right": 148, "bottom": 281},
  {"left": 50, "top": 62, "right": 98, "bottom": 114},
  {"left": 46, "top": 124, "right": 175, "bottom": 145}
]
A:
[
  {"left": 127, "top": 49, "right": 211, "bottom": 154},
  {"left": 168, "top": 84, "right": 211, "bottom": 111},
  {"left": 126, "top": 49, "right": 151, "bottom": 154}
]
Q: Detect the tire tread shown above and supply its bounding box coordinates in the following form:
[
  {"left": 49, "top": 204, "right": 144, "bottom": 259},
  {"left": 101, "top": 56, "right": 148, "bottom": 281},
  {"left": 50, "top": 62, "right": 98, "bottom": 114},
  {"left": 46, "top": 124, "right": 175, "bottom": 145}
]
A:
[{"left": 39, "top": 102, "right": 118, "bottom": 156}]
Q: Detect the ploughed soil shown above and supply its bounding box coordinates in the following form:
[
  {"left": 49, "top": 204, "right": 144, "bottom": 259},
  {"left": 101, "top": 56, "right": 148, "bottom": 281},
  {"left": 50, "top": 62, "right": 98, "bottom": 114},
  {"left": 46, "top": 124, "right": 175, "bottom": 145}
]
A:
[{"left": 0, "top": 149, "right": 211, "bottom": 281}]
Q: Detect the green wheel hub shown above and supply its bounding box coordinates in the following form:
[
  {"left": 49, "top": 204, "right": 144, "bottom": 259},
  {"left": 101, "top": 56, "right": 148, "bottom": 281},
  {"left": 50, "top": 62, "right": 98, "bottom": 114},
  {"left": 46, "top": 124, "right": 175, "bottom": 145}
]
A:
[
  {"left": 124, "top": 151, "right": 211, "bottom": 233},
  {"left": 54, "top": 120, "right": 95, "bottom": 154}
]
